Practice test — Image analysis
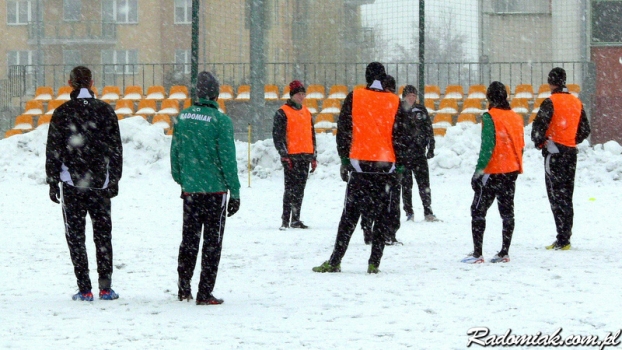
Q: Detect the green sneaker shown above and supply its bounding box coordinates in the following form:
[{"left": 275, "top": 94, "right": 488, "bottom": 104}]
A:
[
  {"left": 312, "top": 261, "right": 341, "bottom": 273},
  {"left": 367, "top": 264, "right": 380, "bottom": 274}
]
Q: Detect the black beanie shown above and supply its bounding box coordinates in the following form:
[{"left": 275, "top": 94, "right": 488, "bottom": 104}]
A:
[
  {"left": 486, "top": 81, "right": 510, "bottom": 109},
  {"left": 402, "top": 85, "right": 417, "bottom": 98},
  {"left": 197, "top": 71, "right": 220, "bottom": 100},
  {"left": 365, "top": 61, "right": 386, "bottom": 85},
  {"left": 548, "top": 67, "right": 566, "bottom": 87}
]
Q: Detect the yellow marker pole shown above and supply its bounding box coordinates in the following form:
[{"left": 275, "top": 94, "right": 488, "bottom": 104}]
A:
[{"left": 247, "top": 124, "right": 252, "bottom": 188}]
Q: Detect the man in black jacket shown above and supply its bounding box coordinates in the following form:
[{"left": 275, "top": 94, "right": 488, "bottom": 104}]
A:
[
  {"left": 45, "top": 66, "right": 123, "bottom": 301},
  {"left": 399, "top": 85, "right": 438, "bottom": 222}
]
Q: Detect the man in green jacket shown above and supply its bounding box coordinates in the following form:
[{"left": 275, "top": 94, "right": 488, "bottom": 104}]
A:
[{"left": 170, "top": 71, "right": 241, "bottom": 305}]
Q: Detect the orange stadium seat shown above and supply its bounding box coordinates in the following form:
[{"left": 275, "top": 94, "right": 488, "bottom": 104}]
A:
[
  {"left": 443, "top": 85, "right": 464, "bottom": 100},
  {"left": 424, "top": 85, "right": 441, "bottom": 100},
  {"left": 514, "top": 84, "right": 534, "bottom": 100},
  {"left": 457, "top": 113, "right": 477, "bottom": 124},
  {"left": 45, "top": 100, "right": 65, "bottom": 115},
  {"left": 314, "top": 113, "right": 336, "bottom": 133},
  {"left": 264, "top": 85, "right": 279, "bottom": 100},
  {"left": 532, "top": 97, "right": 546, "bottom": 114},
  {"left": 217, "top": 100, "right": 226, "bottom": 113},
  {"left": 437, "top": 98, "right": 459, "bottom": 114},
  {"left": 467, "top": 85, "right": 487, "bottom": 100},
  {"left": 328, "top": 85, "right": 348, "bottom": 100},
  {"left": 34, "top": 86, "right": 54, "bottom": 101},
  {"left": 24, "top": 100, "right": 44, "bottom": 115},
  {"left": 236, "top": 85, "right": 250, "bottom": 100},
  {"left": 37, "top": 114, "right": 52, "bottom": 126},
  {"left": 158, "top": 99, "right": 180, "bottom": 115},
  {"left": 320, "top": 98, "right": 341, "bottom": 114},
  {"left": 424, "top": 99, "right": 436, "bottom": 114},
  {"left": 152, "top": 114, "right": 171, "bottom": 130},
  {"left": 145, "top": 86, "right": 166, "bottom": 101},
  {"left": 306, "top": 85, "right": 326, "bottom": 100},
  {"left": 528, "top": 113, "right": 537, "bottom": 124},
  {"left": 218, "top": 85, "right": 234, "bottom": 100},
  {"left": 281, "top": 85, "right": 291, "bottom": 100},
  {"left": 122, "top": 85, "right": 143, "bottom": 100},
  {"left": 433, "top": 113, "right": 453, "bottom": 136},
  {"left": 13, "top": 114, "right": 33, "bottom": 130},
  {"left": 114, "top": 99, "right": 134, "bottom": 116},
  {"left": 303, "top": 99, "right": 318, "bottom": 114},
  {"left": 511, "top": 98, "right": 530, "bottom": 115},
  {"left": 169, "top": 85, "right": 189, "bottom": 100},
  {"left": 353, "top": 84, "right": 366, "bottom": 91},
  {"left": 56, "top": 86, "right": 73, "bottom": 100},
  {"left": 135, "top": 99, "right": 157, "bottom": 115},
  {"left": 183, "top": 98, "right": 192, "bottom": 109},
  {"left": 567, "top": 84, "right": 580, "bottom": 97},
  {"left": 461, "top": 99, "right": 484, "bottom": 115},
  {"left": 101, "top": 86, "right": 121, "bottom": 101},
  {"left": 537, "top": 84, "right": 551, "bottom": 99},
  {"left": 4, "top": 129, "right": 23, "bottom": 138}
]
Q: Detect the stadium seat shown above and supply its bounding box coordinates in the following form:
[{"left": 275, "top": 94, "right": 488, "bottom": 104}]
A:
[
  {"left": 467, "top": 85, "right": 486, "bottom": 100},
  {"left": 320, "top": 98, "right": 341, "bottom": 114},
  {"left": 4, "top": 129, "right": 22, "bottom": 138},
  {"left": 183, "top": 98, "right": 192, "bottom": 109},
  {"left": 34, "top": 86, "right": 54, "bottom": 101},
  {"left": 13, "top": 114, "right": 33, "bottom": 130},
  {"left": 514, "top": 84, "right": 534, "bottom": 99},
  {"left": 397, "top": 85, "right": 405, "bottom": 96},
  {"left": 532, "top": 97, "right": 546, "bottom": 114},
  {"left": 217, "top": 99, "right": 226, "bottom": 113},
  {"left": 424, "top": 85, "right": 441, "bottom": 100},
  {"left": 528, "top": 113, "right": 537, "bottom": 124},
  {"left": 437, "top": 98, "right": 459, "bottom": 114},
  {"left": 456, "top": 113, "right": 477, "bottom": 124},
  {"left": 281, "top": 85, "right": 291, "bottom": 100},
  {"left": 305, "top": 85, "right": 325, "bottom": 100},
  {"left": 37, "top": 114, "right": 52, "bottom": 126},
  {"left": 122, "top": 85, "right": 143, "bottom": 100},
  {"left": 135, "top": 99, "right": 157, "bottom": 115},
  {"left": 114, "top": 99, "right": 134, "bottom": 116},
  {"left": 424, "top": 99, "right": 436, "bottom": 114},
  {"left": 56, "top": 86, "right": 73, "bottom": 100},
  {"left": 511, "top": 98, "right": 530, "bottom": 115},
  {"left": 433, "top": 113, "right": 453, "bottom": 127},
  {"left": 236, "top": 85, "right": 250, "bottom": 100},
  {"left": 353, "top": 84, "right": 366, "bottom": 91},
  {"left": 314, "top": 113, "right": 336, "bottom": 133},
  {"left": 328, "top": 85, "right": 348, "bottom": 100},
  {"left": 443, "top": 85, "right": 464, "bottom": 100},
  {"left": 24, "top": 100, "right": 44, "bottom": 115},
  {"left": 219, "top": 85, "right": 234, "bottom": 100},
  {"left": 303, "top": 99, "right": 319, "bottom": 114},
  {"left": 537, "top": 84, "right": 551, "bottom": 99},
  {"left": 567, "top": 84, "right": 580, "bottom": 97},
  {"left": 101, "top": 86, "right": 121, "bottom": 101},
  {"left": 45, "top": 100, "right": 65, "bottom": 115},
  {"left": 158, "top": 99, "right": 180, "bottom": 115},
  {"left": 264, "top": 85, "right": 279, "bottom": 100},
  {"left": 152, "top": 114, "right": 171, "bottom": 130},
  {"left": 461, "top": 99, "right": 484, "bottom": 115},
  {"left": 145, "top": 86, "right": 166, "bottom": 101},
  {"left": 169, "top": 85, "right": 189, "bottom": 100}
]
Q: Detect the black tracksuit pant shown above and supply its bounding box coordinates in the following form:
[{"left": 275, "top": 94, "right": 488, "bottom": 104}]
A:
[
  {"left": 470, "top": 172, "right": 519, "bottom": 257},
  {"left": 329, "top": 172, "right": 399, "bottom": 267},
  {"left": 402, "top": 155, "right": 433, "bottom": 216},
  {"left": 178, "top": 193, "right": 227, "bottom": 300},
  {"left": 61, "top": 183, "right": 113, "bottom": 292},
  {"left": 281, "top": 158, "right": 310, "bottom": 225},
  {"left": 544, "top": 151, "right": 577, "bottom": 245}
]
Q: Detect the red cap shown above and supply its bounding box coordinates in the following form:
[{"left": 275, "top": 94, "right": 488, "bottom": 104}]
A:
[{"left": 289, "top": 80, "right": 305, "bottom": 96}]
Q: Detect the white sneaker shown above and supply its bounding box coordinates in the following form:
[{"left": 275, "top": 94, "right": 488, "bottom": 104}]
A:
[
  {"left": 490, "top": 254, "right": 510, "bottom": 263},
  {"left": 461, "top": 254, "right": 484, "bottom": 264},
  {"left": 279, "top": 225, "right": 288, "bottom": 231},
  {"left": 424, "top": 214, "right": 439, "bottom": 222}
]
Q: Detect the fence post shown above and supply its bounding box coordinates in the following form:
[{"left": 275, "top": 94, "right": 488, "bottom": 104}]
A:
[{"left": 248, "top": 123, "right": 252, "bottom": 188}]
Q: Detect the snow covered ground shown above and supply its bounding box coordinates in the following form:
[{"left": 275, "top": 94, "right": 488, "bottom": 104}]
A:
[{"left": 1, "top": 116, "right": 621, "bottom": 349}]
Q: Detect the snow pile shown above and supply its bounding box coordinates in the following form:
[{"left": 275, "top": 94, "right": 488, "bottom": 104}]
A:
[{"left": 2, "top": 118, "right": 622, "bottom": 186}]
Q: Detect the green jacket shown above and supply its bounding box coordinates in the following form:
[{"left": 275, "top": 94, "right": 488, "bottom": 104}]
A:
[{"left": 170, "top": 98, "right": 241, "bottom": 199}]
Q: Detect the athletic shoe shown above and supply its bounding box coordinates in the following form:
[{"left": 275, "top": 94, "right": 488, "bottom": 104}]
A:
[
  {"left": 545, "top": 241, "right": 571, "bottom": 250},
  {"left": 424, "top": 214, "right": 439, "bottom": 222},
  {"left": 99, "top": 288, "right": 119, "bottom": 300},
  {"left": 312, "top": 261, "right": 341, "bottom": 273},
  {"left": 367, "top": 264, "right": 380, "bottom": 274},
  {"left": 196, "top": 295, "right": 224, "bottom": 305},
  {"left": 178, "top": 290, "right": 193, "bottom": 302},
  {"left": 384, "top": 237, "right": 403, "bottom": 246},
  {"left": 461, "top": 253, "right": 484, "bottom": 264},
  {"left": 406, "top": 213, "right": 414, "bottom": 222},
  {"left": 290, "top": 221, "right": 309, "bottom": 229},
  {"left": 490, "top": 253, "right": 510, "bottom": 263},
  {"left": 279, "top": 225, "right": 288, "bottom": 231},
  {"left": 72, "top": 290, "right": 94, "bottom": 301}
]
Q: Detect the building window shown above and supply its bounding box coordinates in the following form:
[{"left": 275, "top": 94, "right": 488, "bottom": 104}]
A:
[
  {"left": 102, "top": 0, "right": 138, "bottom": 24},
  {"left": 63, "top": 0, "right": 81, "bottom": 21},
  {"left": 491, "top": 0, "right": 550, "bottom": 14},
  {"left": 174, "top": 0, "right": 191, "bottom": 24},
  {"left": 102, "top": 49, "right": 138, "bottom": 74},
  {"left": 175, "top": 50, "right": 191, "bottom": 74},
  {"left": 7, "top": 1, "right": 32, "bottom": 25},
  {"left": 8, "top": 50, "right": 39, "bottom": 74},
  {"left": 63, "top": 50, "right": 82, "bottom": 73}
]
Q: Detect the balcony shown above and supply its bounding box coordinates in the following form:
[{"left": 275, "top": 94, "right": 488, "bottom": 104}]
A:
[{"left": 28, "top": 21, "right": 117, "bottom": 45}]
